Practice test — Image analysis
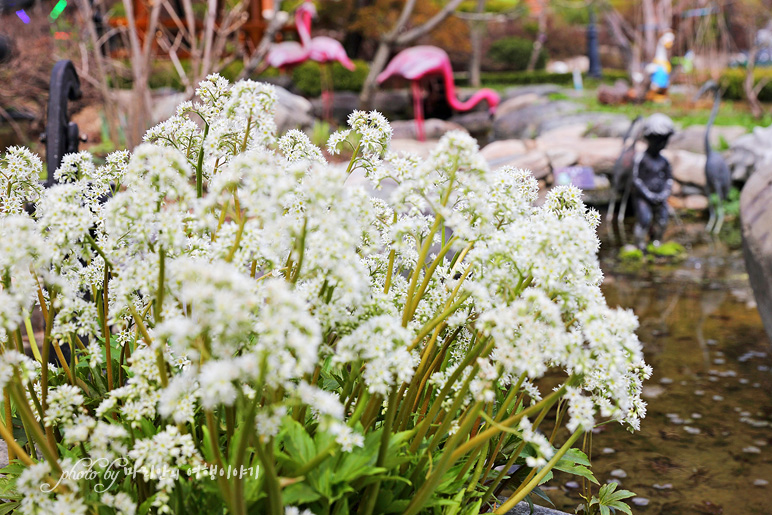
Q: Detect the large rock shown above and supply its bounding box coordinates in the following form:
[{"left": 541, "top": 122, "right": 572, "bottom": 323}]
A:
[
  {"left": 494, "top": 93, "right": 543, "bottom": 120},
  {"left": 538, "top": 112, "right": 629, "bottom": 137},
  {"left": 390, "top": 118, "right": 467, "bottom": 140},
  {"left": 274, "top": 85, "right": 315, "bottom": 133},
  {"left": 481, "top": 139, "right": 528, "bottom": 161},
  {"left": 493, "top": 101, "right": 582, "bottom": 140},
  {"left": 545, "top": 147, "right": 579, "bottom": 169},
  {"left": 727, "top": 125, "right": 772, "bottom": 182},
  {"left": 535, "top": 136, "right": 622, "bottom": 175},
  {"left": 503, "top": 84, "right": 562, "bottom": 100},
  {"left": 668, "top": 125, "right": 747, "bottom": 154},
  {"left": 585, "top": 115, "right": 640, "bottom": 139},
  {"left": 740, "top": 164, "right": 772, "bottom": 343},
  {"left": 663, "top": 149, "right": 707, "bottom": 187},
  {"left": 449, "top": 111, "right": 493, "bottom": 135},
  {"left": 388, "top": 138, "right": 440, "bottom": 158}
]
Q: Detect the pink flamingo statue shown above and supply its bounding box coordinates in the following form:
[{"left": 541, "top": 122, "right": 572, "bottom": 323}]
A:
[
  {"left": 264, "top": 5, "right": 312, "bottom": 72},
  {"left": 296, "top": 1, "right": 356, "bottom": 121},
  {"left": 377, "top": 46, "right": 500, "bottom": 141}
]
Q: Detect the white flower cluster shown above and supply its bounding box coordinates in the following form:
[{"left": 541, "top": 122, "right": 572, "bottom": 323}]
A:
[{"left": 0, "top": 74, "right": 650, "bottom": 512}]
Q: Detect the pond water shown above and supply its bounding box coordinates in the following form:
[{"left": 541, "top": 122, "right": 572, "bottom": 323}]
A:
[{"left": 543, "top": 219, "right": 772, "bottom": 514}]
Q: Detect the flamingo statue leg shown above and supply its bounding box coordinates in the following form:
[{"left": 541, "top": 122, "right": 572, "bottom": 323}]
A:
[
  {"left": 321, "top": 64, "right": 333, "bottom": 122},
  {"left": 411, "top": 80, "right": 425, "bottom": 142}
]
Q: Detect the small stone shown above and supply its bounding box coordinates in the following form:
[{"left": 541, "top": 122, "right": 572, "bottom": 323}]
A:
[
  {"left": 753, "top": 439, "right": 768, "bottom": 446},
  {"left": 734, "top": 407, "right": 743, "bottom": 413},
  {"left": 660, "top": 377, "right": 674, "bottom": 384},
  {"left": 708, "top": 376, "right": 719, "bottom": 382},
  {"left": 565, "top": 481, "right": 580, "bottom": 490},
  {"left": 753, "top": 479, "right": 769, "bottom": 486},
  {"left": 601, "top": 447, "right": 616, "bottom": 454},
  {"left": 739, "top": 378, "right": 750, "bottom": 384},
  {"left": 713, "top": 395, "right": 724, "bottom": 401},
  {"left": 606, "top": 478, "right": 621, "bottom": 485},
  {"left": 695, "top": 390, "right": 705, "bottom": 396},
  {"left": 691, "top": 413, "right": 703, "bottom": 419},
  {"left": 632, "top": 497, "right": 650, "bottom": 507},
  {"left": 741, "top": 411, "right": 751, "bottom": 417},
  {"left": 684, "top": 426, "right": 701, "bottom": 435},
  {"left": 758, "top": 365, "right": 770, "bottom": 371},
  {"left": 743, "top": 446, "right": 762, "bottom": 453},
  {"left": 753, "top": 383, "right": 761, "bottom": 388},
  {"left": 610, "top": 469, "right": 627, "bottom": 478},
  {"left": 653, "top": 483, "right": 673, "bottom": 490},
  {"left": 707, "top": 339, "right": 718, "bottom": 345},
  {"left": 714, "top": 358, "right": 726, "bottom": 365}
]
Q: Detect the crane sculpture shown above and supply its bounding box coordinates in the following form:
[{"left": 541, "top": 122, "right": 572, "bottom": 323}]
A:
[
  {"left": 694, "top": 80, "right": 731, "bottom": 234},
  {"left": 377, "top": 46, "right": 500, "bottom": 141}
]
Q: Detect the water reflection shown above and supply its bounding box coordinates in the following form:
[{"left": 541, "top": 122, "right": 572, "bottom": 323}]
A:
[{"left": 546, "top": 221, "right": 772, "bottom": 515}]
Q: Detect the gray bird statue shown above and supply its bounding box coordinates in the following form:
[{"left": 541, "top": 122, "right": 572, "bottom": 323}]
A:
[{"left": 694, "top": 80, "right": 731, "bottom": 234}]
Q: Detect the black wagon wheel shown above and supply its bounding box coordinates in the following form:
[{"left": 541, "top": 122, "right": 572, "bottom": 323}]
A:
[{"left": 45, "top": 60, "right": 82, "bottom": 186}]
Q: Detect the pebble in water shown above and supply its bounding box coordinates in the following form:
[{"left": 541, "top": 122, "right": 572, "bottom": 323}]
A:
[
  {"left": 712, "top": 395, "right": 724, "bottom": 401},
  {"left": 610, "top": 469, "right": 627, "bottom": 479},
  {"left": 758, "top": 365, "right": 770, "bottom": 372},
  {"left": 743, "top": 446, "right": 762, "bottom": 454},
  {"left": 753, "top": 382, "right": 761, "bottom": 388},
  {"left": 565, "top": 481, "right": 580, "bottom": 490},
  {"left": 601, "top": 447, "right": 616, "bottom": 455},
  {"left": 660, "top": 377, "right": 674, "bottom": 385},
  {"left": 708, "top": 376, "right": 719, "bottom": 382},
  {"left": 632, "top": 497, "right": 650, "bottom": 507},
  {"left": 695, "top": 390, "right": 705, "bottom": 396},
  {"left": 753, "top": 479, "right": 769, "bottom": 487},
  {"left": 707, "top": 339, "right": 717, "bottom": 345},
  {"left": 713, "top": 358, "right": 726, "bottom": 365},
  {"left": 684, "top": 426, "right": 701, "bottom": 435},
  {"left": 739, "top": 378, "right": 749, "bottom": 384},
  {"left": 753, "top": 439, "right": 768, "bottom": 446},
  {"left": 653, "top": 483, "right": 673, "bottom": 490},
  {"left": 691, "top": 413, "right": 703, "bottom": 419}
]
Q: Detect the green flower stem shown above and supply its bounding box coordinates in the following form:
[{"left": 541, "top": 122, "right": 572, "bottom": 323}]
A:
[
  {"left": 383, "top": 248, "right": 395, "bottom": 294},
  {"left": 402, "top": 216, "right": 443, "bottom": 327},
  {"left": 450, "top": 384, "right": 568, "bottom": 463},
  {"left": 224, "top": 216, "right": 247, "bottom": 263},
  {"left": 2, "top": 389, "right": 15, "bottom": 463},
  {"left": 480, "top": 439, "right": 527, "bottom": 506},
  {"left": 408, "top": 335, "right": 488, "bottom": 455},
  {"left": 494, "top": 428, "right": 584, "bottom": 514},
  {"left": 408, "top": 235, "right": 459, "bottom": 318},
  {"left": 403, "top": 402, "right": 483, "bottom": 515},
  {"left": 103, "top": 266, "right": 113, "bottom": 391},
  {"left": 196, "top": 123, "right": 210, "bottom": 198},
  {"left": 9, "top": 381, "right": 60, "bottom": 473},
  {"left": 40, "top": 289, "right": 56, "bottom": 452},
  {"left": 344, "top": 140, "right": 362, "bottom": 177},
  {"left": 395, "top": 324, "right": 444, "bottom": 431},
  {"left": 255, "top": 437, "right": 283, "bottom": 515},
  {"left": 155, "top": 247, "right": 165, "bottom": 324},
  {"left": 0, "top": 414, "right": 32, "bottom": 465},
  {"left": 408, "top": 291, "right": 471, "bottom": 352},
  {"left": 24, "top": 317, "right": 42, "bottom": 363},
  {"left": 290, "top": 217, "right": 308, "bottom": 284},
  {"left": 205, "top": 410, "right": 235, "bottom": 510},
  {"left": 360, "top": 386, "right": 400, "bottom": 515},
  {"left": 84, "top": 233, "right": 113, "bottom": 269}
]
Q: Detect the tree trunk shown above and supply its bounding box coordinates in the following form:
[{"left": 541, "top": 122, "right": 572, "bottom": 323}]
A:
[
  {"left": 359, "top": 41, "right": 392, "bottom": 109},
  {"left": 745, "top": 34, "right": 764, "bottom": 119},
  {"left": 469, "top": 0, "right": 486, "bottom": 87},
  {"left": 641, "top": 0, "right": 657, "bottom": 62},
  {"left": 526, "top": 0, "right": 547, "bottom": 72}
]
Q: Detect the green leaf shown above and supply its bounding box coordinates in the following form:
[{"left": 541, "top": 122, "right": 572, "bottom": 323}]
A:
[
  {"left": 0, "top": 502, "right": 20, "bottom": 515},
  {"left": 282, "top": 482, "right": 322, "bottom": 505},
  {"left": 530, "top": 486, "right": 556, "bottom": 507},
  {"left": 559, "top": 448, "right": 592, "bottom": 467},
  {"left": 201, "top": 425, "right": 215, "bottom": 464},
  {"left": 283, "top": 419, "right": 316, "bottom": 464},
  {"left": 553, "top": 462, "right": 599, "bottom": 485}
]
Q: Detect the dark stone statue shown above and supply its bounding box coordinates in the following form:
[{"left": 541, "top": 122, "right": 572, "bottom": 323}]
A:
[{"left": 632, "top": 113, "right": 675, "bottom": 250}]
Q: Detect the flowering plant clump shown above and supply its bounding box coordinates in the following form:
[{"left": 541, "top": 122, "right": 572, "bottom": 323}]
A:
[{"left": 0, "top": 75, "right": 650, "bottom": 515}]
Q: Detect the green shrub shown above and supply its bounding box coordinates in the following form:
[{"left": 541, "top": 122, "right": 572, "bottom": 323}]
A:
[
  {"left": 487, "top": 37, "right": 547, "bottom": 71},
  {"left": 291, "top": 59, "right": 369, "bottom": 97},
  {"left": 720, "top": 68, "right": 772, "bottom": 102}
]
